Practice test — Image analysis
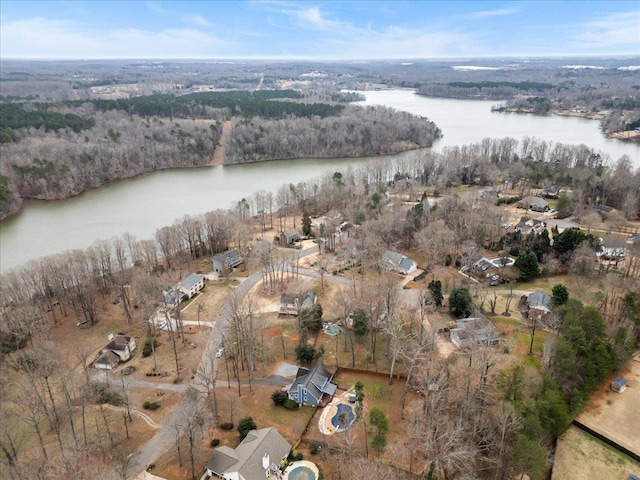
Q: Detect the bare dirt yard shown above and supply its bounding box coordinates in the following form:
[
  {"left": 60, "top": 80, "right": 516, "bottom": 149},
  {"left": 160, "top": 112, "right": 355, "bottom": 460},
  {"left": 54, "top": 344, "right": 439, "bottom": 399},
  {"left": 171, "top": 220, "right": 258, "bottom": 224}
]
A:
[
  {"left": 552, "top": 425, "right": 640, "bottom": 480},
  {"left": 575, "top": 354, "right": 640, "bottom": 457}
]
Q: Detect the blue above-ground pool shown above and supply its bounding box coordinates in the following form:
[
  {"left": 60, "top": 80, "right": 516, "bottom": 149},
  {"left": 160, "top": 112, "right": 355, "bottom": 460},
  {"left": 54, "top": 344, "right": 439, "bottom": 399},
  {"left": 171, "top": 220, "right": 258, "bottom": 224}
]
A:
[
  {"left": 325, "top": 324, "right": 341, "bottom": 335},
  {"left": 331, "top": 403, "right": 356, "bottom": 430},
  {"left": 288, "top": 465, "right": 317, "bottom": 480}
]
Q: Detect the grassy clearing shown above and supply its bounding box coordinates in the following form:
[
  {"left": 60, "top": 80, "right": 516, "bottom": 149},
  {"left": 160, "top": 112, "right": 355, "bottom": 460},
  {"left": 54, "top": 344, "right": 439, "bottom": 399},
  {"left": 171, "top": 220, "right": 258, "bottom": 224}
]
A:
[{"left": 552, "top": 426, "right": 640, "bottom": 480}]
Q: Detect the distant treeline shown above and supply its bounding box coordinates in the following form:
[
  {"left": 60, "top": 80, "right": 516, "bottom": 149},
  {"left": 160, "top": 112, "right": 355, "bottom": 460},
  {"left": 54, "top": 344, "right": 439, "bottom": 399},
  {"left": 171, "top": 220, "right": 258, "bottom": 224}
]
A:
[
  {"left": 417, "top": 81, "right": 561, "bottom": 100},
  {"left": 0, "top": 103, "right": 95, "bottom": 143},
  {"left": 90, "top": 89, "right": 343, "bottom": 119}
]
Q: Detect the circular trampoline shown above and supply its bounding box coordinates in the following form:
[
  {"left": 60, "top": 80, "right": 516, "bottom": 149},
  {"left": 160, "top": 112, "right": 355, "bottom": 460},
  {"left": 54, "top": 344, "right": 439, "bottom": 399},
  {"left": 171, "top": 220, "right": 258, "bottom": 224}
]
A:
[{"left": 284, "top": 461, "right": 319, "bottom": 480}]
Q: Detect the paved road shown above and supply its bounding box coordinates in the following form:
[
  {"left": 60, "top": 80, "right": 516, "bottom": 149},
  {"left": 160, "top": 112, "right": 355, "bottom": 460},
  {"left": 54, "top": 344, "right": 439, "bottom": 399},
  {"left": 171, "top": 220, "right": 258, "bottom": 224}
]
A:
[{"left": 130, "top": 245, "right": 320, "bottom": 475}]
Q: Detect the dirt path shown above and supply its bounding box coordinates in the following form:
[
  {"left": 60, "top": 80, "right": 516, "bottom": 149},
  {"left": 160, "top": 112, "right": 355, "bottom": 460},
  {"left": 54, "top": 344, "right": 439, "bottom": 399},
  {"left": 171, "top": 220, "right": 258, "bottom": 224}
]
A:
[{"left": 211, "top": 120, "right": 232, "bottom": 166}]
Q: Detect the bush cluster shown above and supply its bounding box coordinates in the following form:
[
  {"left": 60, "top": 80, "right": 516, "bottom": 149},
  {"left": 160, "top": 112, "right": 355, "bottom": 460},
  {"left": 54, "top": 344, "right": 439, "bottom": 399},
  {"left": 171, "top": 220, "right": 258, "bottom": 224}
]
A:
[{"left": 142, "top": 401, "right": 160, "bottom": 410}]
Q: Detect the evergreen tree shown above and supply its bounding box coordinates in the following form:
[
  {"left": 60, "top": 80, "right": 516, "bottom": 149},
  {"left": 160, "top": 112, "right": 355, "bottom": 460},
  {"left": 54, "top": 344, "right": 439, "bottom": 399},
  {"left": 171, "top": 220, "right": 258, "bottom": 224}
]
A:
[
  {"left": 514, "top": 251, "right": 540, "bottom": 281},
  {"left": 449, "top": 287, "right": 473, "bottom": 318},
  {"left": 302, "top": 212, "right": 312, "bottom": 236},
  {"left": 427, "top": 279, "right": 443, "bottom": 307}
]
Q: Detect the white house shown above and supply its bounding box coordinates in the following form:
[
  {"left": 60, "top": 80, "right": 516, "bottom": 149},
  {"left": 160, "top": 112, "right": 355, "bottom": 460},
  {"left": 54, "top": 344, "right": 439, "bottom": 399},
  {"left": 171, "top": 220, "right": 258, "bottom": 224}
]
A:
[
  {"left": 206, "top": 427, "right": 291, "bottom": 480},
  {"left": 381, "top": 250, "right": 417, "bottom": 275},
  {"left": 212, "top": 250, "right": 244, "bottom": 273},
  {"left": 179, "top": 273, "right": 204, "bottom": 299},
  {"left": 103, "top": 334, "right": 136, "bottom": 362}
]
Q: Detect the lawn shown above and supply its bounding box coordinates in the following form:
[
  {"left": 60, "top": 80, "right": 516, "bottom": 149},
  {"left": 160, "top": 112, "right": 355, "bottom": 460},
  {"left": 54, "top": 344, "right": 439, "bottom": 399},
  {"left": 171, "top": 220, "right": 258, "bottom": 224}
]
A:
[{"left": 552, "top": 426, "right": 640, "bottom": 480}]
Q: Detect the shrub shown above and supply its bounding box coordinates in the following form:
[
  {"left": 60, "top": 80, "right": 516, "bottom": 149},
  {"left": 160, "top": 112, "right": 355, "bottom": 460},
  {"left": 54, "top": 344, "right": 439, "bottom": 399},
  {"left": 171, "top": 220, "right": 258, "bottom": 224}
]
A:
[
  {"left": 91, "top": 382, "right": 123, "bottom": 406},
  {"left": 283, "top": 398, "right": 299, "bottom": 410},
  {"left": 288, "top": 450, "right": 303, "bottom": 462},
  {"left": 142, "top": 337, "right": 158, "bottom": 357},
  {"left": 146, "top": 464, "right": 155, "bottom": 471},
  {"left": 220, "top": 422, "right": 234, "bottom": 430},
  {"left": 210, "top": 438, "right": 220, "bottom": 447},
  {"left": 309, "top": 440, "right": 321, "bottom": 455},
  {"left": 237, "top": 417, "right": 257, "bottom": 440},
  {"left": 142, "top": 401, "right": 160, "bottom": 410},
  {"left": 271, "top": 390, "right": 287, "bottom": 406}
]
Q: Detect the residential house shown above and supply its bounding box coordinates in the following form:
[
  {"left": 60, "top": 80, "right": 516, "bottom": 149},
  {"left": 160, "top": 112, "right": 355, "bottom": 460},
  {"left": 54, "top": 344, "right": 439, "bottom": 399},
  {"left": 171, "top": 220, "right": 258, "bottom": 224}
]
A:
[
  {"left": 205, "top": 427, "right": 291, "bottom": 480},
  {"left": 161, "top": 288, "right": 185, "bottom": 308},
  {"left": 179, "top": 273, "right": 204, "bottom": 299},
  {"left": 93, "top": 350, "right": 120, "bottom": 370},
  {"left": 514, "top": 217, "right": 546, "bottom": 236},
  {"left": 103, "top": 334, "right": 136, "bottom": 362},
  {"left": 545, "top": 218, "right": 579, "bottom": 233},
  {"left": 287, "top": 364, "right": 337, "bottom": 407},
  {"left": 279, "top": 290, "right": 317, "bottom": 315},
  {"left": 382, "top": 250, "right": 418, "bottom": 275},
  {"left": 518, "top": 196, "right": 549, "bottom": 212},
  {"left": 527, "top": 291, "right": 552, "bottom": 323},
  {"left": 450, "top": 315, "right": 499, "bottom": 349},
  {"left": 212, "top": 250, "right": 244, "bottom": 273},
  {"left": 611, "top": 377, "right": 627, "bottom": 393},
  {"left": 594, "top": 203, "right": 616, "bottom": 216},
  {"left": 279, "top": 229, "right": 301, "bottom": 247}
]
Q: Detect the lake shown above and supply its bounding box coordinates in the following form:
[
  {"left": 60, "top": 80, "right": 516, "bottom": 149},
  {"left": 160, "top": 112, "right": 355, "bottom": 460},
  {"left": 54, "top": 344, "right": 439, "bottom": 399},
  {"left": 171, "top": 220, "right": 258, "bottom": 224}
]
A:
[{"left": 1, "top": 90, "right": 638, "bottom": 273}]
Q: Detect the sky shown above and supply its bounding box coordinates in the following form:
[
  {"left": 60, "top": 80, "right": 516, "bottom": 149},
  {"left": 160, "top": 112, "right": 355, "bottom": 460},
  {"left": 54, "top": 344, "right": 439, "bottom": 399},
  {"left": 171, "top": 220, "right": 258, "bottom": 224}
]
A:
[{"left": 1, "top": 1, "right": 639, "bottom": 60}]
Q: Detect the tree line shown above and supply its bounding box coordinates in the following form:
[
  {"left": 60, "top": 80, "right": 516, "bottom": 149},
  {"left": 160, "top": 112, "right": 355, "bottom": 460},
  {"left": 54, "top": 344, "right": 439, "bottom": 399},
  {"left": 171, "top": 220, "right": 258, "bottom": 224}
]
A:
[{"left": 224, "top": 105, "right": 441, "bottom": 164}]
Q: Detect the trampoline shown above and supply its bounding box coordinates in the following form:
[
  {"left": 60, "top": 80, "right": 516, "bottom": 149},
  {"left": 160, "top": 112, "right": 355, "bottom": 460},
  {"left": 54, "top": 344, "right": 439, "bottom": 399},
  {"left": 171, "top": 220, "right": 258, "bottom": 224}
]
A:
[{"left": 287, "top": 465, "right": 317, "bottom": 480}]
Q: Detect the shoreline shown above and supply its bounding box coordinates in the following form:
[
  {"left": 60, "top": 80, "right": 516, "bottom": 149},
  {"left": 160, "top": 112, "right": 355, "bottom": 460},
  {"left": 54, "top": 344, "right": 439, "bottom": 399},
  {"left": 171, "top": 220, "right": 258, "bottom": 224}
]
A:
[{"left": 0, "top": 144, "right": 434, "bottom": 223}]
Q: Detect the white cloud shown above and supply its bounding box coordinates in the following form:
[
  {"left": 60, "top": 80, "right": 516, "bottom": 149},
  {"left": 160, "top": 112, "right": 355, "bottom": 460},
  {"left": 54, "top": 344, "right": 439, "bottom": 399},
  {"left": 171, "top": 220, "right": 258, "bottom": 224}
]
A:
[
  {"left": 182, "top": 14, "right": 210, "bottom": 27},
  {"left": 279, "top": 5, "right": 355, "bottom": 32},
  {"left": 0, "top": 17, "right": 235, "bottom": 58},
  {"left": 468, "top": 6, "right": 520, "bottom": 18},
  {"left": 569, "top": 11, "right": 640, "bottom": 52}
]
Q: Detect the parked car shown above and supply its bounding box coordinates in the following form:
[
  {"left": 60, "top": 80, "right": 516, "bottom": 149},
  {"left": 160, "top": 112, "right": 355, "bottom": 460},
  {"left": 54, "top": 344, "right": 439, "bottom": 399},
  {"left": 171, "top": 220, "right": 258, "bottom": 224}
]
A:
[{"left": 215, "top": 348, "right": 224, "bottom": 358}]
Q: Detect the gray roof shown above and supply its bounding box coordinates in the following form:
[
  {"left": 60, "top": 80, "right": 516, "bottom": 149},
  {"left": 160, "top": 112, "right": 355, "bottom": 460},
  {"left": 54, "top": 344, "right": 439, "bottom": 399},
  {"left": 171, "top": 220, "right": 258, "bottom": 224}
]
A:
[
  {"left": 206, "top": 427, "right": 291, "bottom": 479},
  {"left": 181, "top": 273, "right": 204, "bottom": 290},
  {"left": 519, "top": 196, "right": 549, "bottom": 208},
  {"left": 383, "top": 250, "right": 405, "bottom": 267},
  {"left": 289, "top": 364, "right": 337, "bottom": 402},
  {"left": 104, "top": 335, "right": 132, "bottom": 352},
  {"left": 528, "top": 291, "right": 552, "bottom": 311},
  {"left": 94, "top": 350, "right": 120, "bottom": 367},
  {"left": 280, "top": 290, "right": 316, "bottom": 309},
  {"left": 457, "top": 316, "right": 499, "bottom": 345},
  {"left": 399, "top": 257, "right": 416, "bottom": 272}
]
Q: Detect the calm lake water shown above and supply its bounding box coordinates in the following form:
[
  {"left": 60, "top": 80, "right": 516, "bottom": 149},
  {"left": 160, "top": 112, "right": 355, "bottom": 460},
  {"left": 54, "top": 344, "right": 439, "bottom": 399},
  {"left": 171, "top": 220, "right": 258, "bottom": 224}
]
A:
[{"left": 1, "top": 90, "right": 638, "bottom": 273}]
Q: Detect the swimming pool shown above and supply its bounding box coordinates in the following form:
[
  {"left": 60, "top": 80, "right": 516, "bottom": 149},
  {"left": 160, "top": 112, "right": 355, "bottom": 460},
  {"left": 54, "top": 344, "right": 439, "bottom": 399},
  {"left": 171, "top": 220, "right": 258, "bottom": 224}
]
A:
[
  {"left": 325, "top": 324, "right": 341, "bottom": 335},
  {"left": 331, "top": 403, "right": 356, "bottom": 431}
]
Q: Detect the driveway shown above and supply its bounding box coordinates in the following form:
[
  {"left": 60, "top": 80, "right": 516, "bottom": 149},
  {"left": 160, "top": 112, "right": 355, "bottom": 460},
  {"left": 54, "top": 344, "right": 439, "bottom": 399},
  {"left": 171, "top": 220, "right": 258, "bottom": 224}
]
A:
[{"left": 130, "top": 244, "right": 319, "bottom": 475}]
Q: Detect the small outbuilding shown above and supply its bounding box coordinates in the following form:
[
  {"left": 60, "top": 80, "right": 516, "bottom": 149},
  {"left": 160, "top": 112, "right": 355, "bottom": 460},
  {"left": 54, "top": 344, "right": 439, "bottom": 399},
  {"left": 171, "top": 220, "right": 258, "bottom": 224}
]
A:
[{"left": 611, "top": 377, "right": 627, "bottom": 393}]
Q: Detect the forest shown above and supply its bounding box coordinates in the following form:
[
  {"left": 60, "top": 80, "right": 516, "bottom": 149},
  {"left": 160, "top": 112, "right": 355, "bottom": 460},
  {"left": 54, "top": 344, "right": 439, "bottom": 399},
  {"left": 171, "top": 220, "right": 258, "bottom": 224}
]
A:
[
  {"left": 0, "top": 89, "right": 439, "bottom": 220},
  {"left": 1, "top": 135, "right": 639, "bottom": 479}
]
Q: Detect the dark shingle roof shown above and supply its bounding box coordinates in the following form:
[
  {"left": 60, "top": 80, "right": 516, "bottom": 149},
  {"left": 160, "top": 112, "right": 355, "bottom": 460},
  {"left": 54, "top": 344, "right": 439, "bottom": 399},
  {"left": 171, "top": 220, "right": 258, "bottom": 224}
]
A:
[{"left": 289, "top": 364, "right": 336, "bottom": 403}]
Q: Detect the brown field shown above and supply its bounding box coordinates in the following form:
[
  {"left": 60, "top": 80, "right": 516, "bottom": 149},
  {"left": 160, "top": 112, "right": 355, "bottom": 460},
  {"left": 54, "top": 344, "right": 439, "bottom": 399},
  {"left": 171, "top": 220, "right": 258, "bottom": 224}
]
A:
[
  {"left": 576, "top": 355, "right": 640, "bottom": 457},
  {"left": 552, "top": 426, "right": 640, "bottom": 480}
]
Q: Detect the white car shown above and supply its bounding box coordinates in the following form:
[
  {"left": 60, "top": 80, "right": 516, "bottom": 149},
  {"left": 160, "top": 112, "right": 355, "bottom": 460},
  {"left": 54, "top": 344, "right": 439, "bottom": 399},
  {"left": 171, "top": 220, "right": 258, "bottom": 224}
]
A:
[{"left": 215, "top": 348, "right": 224, "bottom": 358}]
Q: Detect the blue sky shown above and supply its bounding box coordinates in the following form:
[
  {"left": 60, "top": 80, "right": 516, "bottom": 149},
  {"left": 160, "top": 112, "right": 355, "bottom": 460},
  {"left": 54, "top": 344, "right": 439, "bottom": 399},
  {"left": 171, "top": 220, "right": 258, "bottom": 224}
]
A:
[{"left": 1, "top": 1, "right": 638, "bottom": 59}]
